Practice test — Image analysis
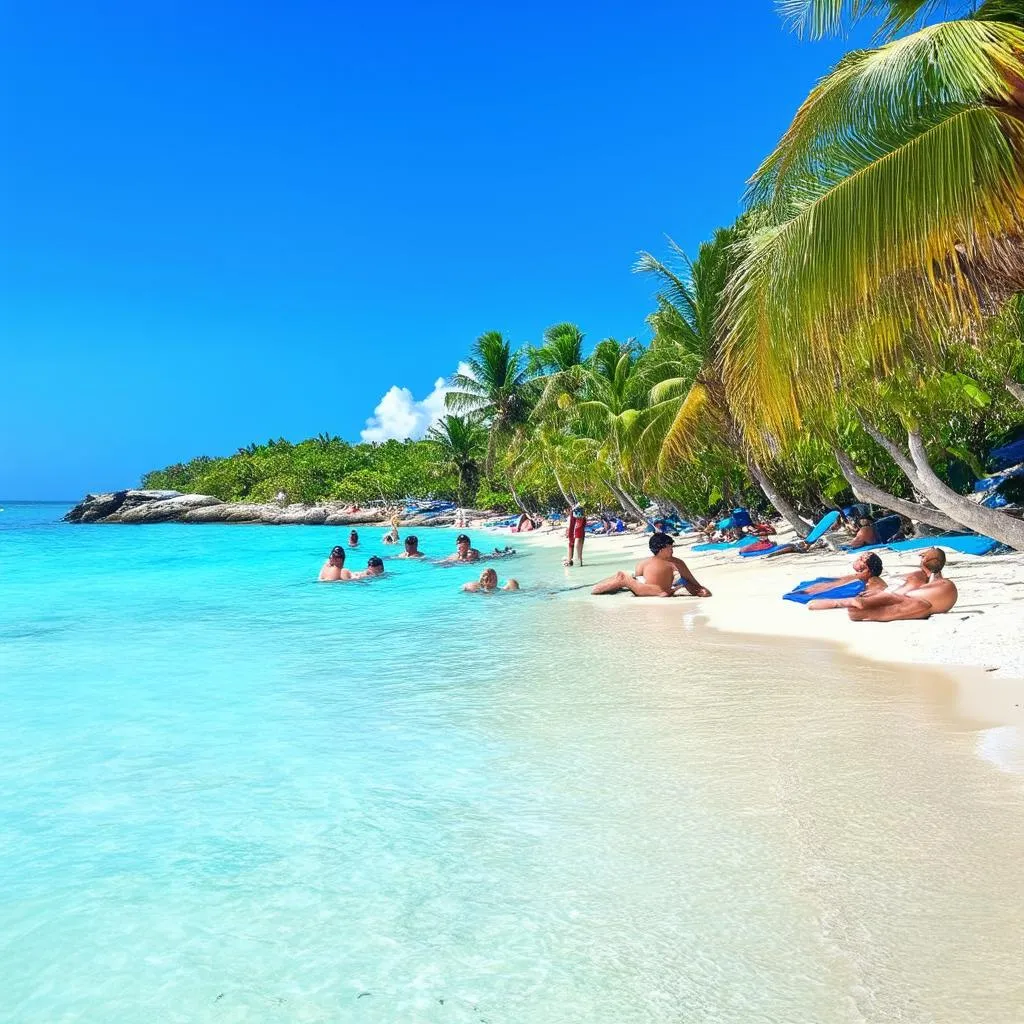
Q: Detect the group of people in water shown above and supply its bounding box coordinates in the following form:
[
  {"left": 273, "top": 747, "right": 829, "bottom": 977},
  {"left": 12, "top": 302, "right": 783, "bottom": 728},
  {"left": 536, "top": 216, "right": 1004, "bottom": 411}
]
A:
[{"left": 318, "top": 531, "right": 519, "bottom": 592}]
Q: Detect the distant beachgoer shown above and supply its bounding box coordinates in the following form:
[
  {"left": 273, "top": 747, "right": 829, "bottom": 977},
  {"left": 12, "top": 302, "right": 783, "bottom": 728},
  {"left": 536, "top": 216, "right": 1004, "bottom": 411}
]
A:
[
  {"left": 591, "top": 533, "right": 711, "bottom": 597},
  {"left": 275, "top": 489, "right": 288, "bottom": 505},
  {"left": 845, "top": 517, "right": 880, "bottom": 550},
  {"left": 564, "top": 505, "right": 587, "bottom": 566},
  {"left": 463, "top": 567, "right": 519, "bottom": 592},
  {"left": 398, "top": 535, "right": 425, "bottom": 558},
  {"left": 349, "top": 530, "right": 359, "bottom": 547},
  {"left": 440, "top": 533, "right": 482, "bottom": 563},
  {"left": 352, "top": 555, "right": 385, "bottom": 580},
  {"left": 847, "top": 548, "right": 958, "bottom": 621},
  {"left": 513, "top": 513, "right": 536, "bottom": 533},
  {"left": 801, "top": 553, "right": 887, "bottom": 609},
  {"left": 318, "top": 546, "right": 352, "bottom": 582}
]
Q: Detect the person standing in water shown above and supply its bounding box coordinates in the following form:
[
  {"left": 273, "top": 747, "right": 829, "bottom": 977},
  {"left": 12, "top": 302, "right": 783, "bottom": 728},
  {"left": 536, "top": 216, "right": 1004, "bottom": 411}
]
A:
[
  {"left": 349, "top": 530, "right": 359, "bottom": 547},
  {"left": 319, "top": 546, "right": 352, "bottom": 582},
  {"left": 398, "top": 535, "right": 425, "bottom": 558},
  {"left": 564, "top": 505, "right": 586, "bottom": 566}
]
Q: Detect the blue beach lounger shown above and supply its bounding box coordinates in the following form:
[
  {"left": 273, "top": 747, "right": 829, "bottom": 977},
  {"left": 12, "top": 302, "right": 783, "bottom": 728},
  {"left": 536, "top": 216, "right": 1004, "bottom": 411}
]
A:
[
  {"left": 803, "top": 510, "right": 841, "bottom": 546},
  {"left": 886, "top": 534, "right": 1001, "bottom": 557},
  {"left": 782, "top": 577, "right": 867, "bottom": 604},
  {"left": 692, "top": 538, "right": 750, "bottom": 552}
]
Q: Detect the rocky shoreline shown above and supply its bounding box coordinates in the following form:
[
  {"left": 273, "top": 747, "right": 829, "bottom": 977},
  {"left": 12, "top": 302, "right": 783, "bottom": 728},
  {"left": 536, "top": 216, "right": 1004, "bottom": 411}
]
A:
[{"left": 63, "top": 490, "right": 468, "bottom": 527}]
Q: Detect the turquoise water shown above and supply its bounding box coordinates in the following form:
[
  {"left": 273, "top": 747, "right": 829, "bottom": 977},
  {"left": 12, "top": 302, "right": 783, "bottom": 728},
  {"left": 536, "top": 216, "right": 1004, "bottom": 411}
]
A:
[{"left": 3, "top": 502, "right": 1023, "bottom": 1023}]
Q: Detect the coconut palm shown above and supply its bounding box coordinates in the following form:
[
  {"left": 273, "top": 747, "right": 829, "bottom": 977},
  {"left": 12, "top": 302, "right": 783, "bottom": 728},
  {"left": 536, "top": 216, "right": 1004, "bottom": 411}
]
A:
[
  {"left": 426, "top": 414, "right": 486, "bottom": 506},
  {"left": 445, "top": 331, "right": 534, "bottom": 474},
  {"left": 636, "top": 227, "right": 813, "bottom": 536},
  {"left": 724, "top": 7, "right": 1024, "bottom": 442}
]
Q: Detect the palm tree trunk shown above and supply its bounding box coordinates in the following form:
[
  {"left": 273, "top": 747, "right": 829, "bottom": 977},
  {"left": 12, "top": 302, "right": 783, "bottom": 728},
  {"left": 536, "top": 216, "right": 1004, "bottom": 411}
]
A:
[
  {"left": 906, "top": 431, "right": 1024, "bottom": 551},
  {"left": 747, "top": 459, "right": 810, "bottom": 537},
  {"left": 605, "top": 479, "right": 646, "bottom": 521},
  {"left": 1004, "top": 376, "right": 1024, "bottom": 407},
  {"left": 833, "top": 448, "right": 961, "bottom": 533},
  {"left": 551, "top": 464, "right": 574, "bottom": 507},
  {"left": 506, "top": 478, "right": 532, "bottom": 516}
]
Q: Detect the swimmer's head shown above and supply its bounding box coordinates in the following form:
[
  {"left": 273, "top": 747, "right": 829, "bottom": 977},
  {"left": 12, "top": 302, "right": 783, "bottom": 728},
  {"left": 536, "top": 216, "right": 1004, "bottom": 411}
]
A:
[
  {"left": 349, "top": 531, "right": 359, "bottom": 544},
  {"left": 404, "top": 535, "right": 419, "bottom": 551},
  {"left": 366, "top": 555, "right": 384, "bottom": 575},
  {"left": 456, "top": 533, "right": 471, "bottom": 552},
  {"left": 649, "top": 533, "right": 675, "bottom": 556},
  {"left": 329, "top": 546, "right": 345, "bottom": 565},
  {"left": 921, "top": 547, "right": 946, "bottom": 573},
  {"left": 479, "top": 568, "right": 498, "bottom": 589}
]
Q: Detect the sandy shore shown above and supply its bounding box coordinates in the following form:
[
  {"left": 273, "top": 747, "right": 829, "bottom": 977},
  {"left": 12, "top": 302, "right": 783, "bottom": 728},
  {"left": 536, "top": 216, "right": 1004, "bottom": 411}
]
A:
[{"left": 480, "top": 520, "right": 1024, "bottom": 713}]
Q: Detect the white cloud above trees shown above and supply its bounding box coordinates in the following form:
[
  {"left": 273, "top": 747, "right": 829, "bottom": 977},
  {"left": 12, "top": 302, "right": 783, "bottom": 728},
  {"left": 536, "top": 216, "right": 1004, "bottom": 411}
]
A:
[{"left": 360, "top": 364, "right": 472, "bottom": 442}]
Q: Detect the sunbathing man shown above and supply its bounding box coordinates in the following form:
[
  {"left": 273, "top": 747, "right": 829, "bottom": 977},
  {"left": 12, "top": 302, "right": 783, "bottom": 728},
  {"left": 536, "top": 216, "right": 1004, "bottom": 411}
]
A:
[
  {"left": 591, "top": 533, "right": 712, "bottom": 597},
  {"left": 845, "top": 517, "right": 880, "bottom": 550},
  {"left": 398, "top": 535, "right": 425, "bottom": 558},
  {"left": 318, "top": 545, "right": 352, "bottom": 582},
  {"left": 463, "top": 567, "right": 519, "bottom": 592},
  {"left": 847, "top": 547, "right": 957, "bottom": 621},
  {"left": 799, "top": 553, "right": 887, "bottom": 609}
]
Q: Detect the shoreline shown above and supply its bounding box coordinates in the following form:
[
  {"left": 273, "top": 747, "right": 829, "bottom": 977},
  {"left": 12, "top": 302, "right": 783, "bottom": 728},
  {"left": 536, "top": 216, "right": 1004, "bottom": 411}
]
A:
[{"left": 488, "top": 523, "right": 1024, "bottom": 694}]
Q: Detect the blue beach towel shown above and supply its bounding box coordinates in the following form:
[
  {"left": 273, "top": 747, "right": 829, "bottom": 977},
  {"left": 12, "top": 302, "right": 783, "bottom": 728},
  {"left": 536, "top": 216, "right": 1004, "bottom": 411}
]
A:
[
  {"left": 692, "top": 538, "right": 750, "bottom": 552},
  {"left": 886, "top": 534, "right": 1001, "bottom": 557},
  {"left": 739, "top": 543, "right": 791, "bottom": 558},
  {"left": 783, "top": 578, "right": 866, "bottom": 604}
]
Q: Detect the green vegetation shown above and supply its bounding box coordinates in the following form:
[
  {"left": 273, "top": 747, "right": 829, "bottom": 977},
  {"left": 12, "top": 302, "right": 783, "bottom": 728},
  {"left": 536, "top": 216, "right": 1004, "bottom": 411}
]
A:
[{"left": 144, "top": 0, "right": 1024, "bottom": 547}]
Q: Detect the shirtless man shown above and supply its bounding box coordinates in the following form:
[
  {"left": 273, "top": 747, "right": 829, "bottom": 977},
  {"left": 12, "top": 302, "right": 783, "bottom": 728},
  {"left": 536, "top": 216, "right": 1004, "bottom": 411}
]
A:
[
  {"left": 845, "top": 517, "right": 880, "bottom": 550},
  {"left": 440, "top": 533, "right": 482, "bottom": 563},
  {"left": 847, "top": 547, "right": 958, "bottom": 621},
  {"left": 591, "top": 533, "right": 712, "bottom": 597},
  {"left": 398, "top": 535, "right": 425, "bottom": 558},
  {"left": 349, "top": 530, "right": 359, "bottom": 548},
  {"left": 804, "top": 552, "right": 887, "bottom": 609},
  {"left": 318, "top": 546, "right": 352, "bottom": 582},
  {"left": 463, "top": 567, "right": 519, "bottom": 592}
]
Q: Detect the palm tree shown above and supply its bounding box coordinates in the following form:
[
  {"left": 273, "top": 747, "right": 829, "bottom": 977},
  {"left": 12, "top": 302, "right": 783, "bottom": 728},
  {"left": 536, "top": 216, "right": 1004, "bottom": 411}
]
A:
[
  {"left": 426, "top": 415, "right": 486, "bottom": 506},
  {"left": 445, "top": 331, "right": 534, "bottom": 474},
  {"left": 636, "top": 227, "right": 813, "bottom": 536},
  {"left": 721, "top": 2, "right": 1024, "bottom": 548}
]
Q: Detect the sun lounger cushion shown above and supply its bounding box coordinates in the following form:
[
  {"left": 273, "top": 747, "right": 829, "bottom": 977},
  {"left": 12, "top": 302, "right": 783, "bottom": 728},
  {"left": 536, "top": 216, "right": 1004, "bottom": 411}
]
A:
[
  {"left": 886, "top": 534, "right": 1001, "bottom": 556},
  {"left": 692, "top": 538, "right": 750, "bottom": 552},
  {"left": 804, "top": 510, "right": 840, "bottom": 546},
  {"left": 739, "top": 543, "right": 791, "bottom": 558},
  {"left": 783, "top": 578, "right": 867, "bottom": 604}
]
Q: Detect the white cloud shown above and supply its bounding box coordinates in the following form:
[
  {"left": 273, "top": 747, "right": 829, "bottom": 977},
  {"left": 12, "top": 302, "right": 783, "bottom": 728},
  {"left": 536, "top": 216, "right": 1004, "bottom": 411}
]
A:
[{"left": 360, "top": 364, "right": 472, "bottom": 443}]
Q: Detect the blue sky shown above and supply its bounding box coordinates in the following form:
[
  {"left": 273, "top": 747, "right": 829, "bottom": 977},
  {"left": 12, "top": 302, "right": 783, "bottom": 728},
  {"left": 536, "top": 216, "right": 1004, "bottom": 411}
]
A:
[{"left": 1, "top": 2, "right": 869, "bottom": 499}]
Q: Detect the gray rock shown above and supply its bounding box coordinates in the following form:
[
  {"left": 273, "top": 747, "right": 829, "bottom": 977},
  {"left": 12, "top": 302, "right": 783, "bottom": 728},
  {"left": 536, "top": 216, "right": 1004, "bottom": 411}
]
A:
[{"left": 115, "top": 494, "right": 222, "bottom": 523}]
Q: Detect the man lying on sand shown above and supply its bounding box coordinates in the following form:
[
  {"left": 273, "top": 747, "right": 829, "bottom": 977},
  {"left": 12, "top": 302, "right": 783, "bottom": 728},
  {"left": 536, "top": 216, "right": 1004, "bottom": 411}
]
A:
[
  {"left": 319, "top": 545, "right": 352, "bottom": 582},
  {"left": 591, "top": 533, "right": 712, "bottom": 598},
  {"left": 463, "top": 567, "right": 519, "bottom": 592},
  {"left": 848, "top": 548, "right": 958, "bottom": 621},
  {"left": 798, "top": 553, "right": 887, "bottom": 609}
]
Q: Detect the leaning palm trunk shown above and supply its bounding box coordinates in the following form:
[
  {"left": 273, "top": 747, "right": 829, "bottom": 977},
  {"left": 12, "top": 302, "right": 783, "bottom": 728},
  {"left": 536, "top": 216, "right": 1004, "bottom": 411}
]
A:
[
  {"left": 550, "top": 464, "right": 574, "bottom": 507},
  {"left": 746, "top": 458, "right": 810, "bottom": 537},
  {"left": 833, "top": 448, "right": 961, "bottom": 533},
  {"left": 604, "top": 479, "right": 646, "bottom": 522},
  {"left": 906, "top": 432, "right": 1024, "bottom": 552},
  {"left": 505, "top": 478, "right": 532, "bottom": 517}
]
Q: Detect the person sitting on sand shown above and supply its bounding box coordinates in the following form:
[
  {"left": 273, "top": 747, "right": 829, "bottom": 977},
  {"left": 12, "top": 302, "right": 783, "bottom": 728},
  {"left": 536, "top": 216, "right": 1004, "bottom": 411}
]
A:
[
  {"left": 513, "top": 512, "right": 536, "bottom": 533},
  {"left": 440, "top": 533, "right": 482, "bottom": 563},
  {"left": 799, "top": 553, "right": 887, "bottom": 609},
  {"left": 845, "top": 517, "right": 880, "bottom": 550},
  {"left": 463, "top": 567, "right": 519, "bottom": 592},
  {"left": 847, "top": 548, "right": 957, "bottom": 622},
  {"left": 351, "top": 555, "right": 385, "bottom": 580},
  {"left": 591, "top": 533, "right": 712, "bottom": 598},
  {"left": 349, "top": 530, "right": 359, "bottom": 547},
  {"left": 319, "top": 545, "right": 352, "bottom": 582},
  {"left": 398, "top": 535, "right": 425, "bottom": 558}
]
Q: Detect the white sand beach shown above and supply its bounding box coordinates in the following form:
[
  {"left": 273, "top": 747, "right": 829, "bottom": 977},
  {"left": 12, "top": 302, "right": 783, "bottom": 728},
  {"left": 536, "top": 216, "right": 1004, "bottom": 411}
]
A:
[{"left": 481, "top": 520, "right": 1024, "bottom": 724}]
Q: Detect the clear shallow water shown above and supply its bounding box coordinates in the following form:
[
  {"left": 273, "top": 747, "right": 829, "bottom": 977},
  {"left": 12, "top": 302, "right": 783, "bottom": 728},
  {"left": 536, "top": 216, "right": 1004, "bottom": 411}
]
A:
[{"left": 2, "top": 502, "right": 1023, "bottom": 1023}]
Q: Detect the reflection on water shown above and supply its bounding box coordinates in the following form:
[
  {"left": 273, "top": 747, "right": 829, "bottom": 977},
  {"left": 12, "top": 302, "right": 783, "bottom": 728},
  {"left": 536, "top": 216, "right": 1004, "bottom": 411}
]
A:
[{"left": 1, "top": 506, "right": 1022, "bottom": 1022}]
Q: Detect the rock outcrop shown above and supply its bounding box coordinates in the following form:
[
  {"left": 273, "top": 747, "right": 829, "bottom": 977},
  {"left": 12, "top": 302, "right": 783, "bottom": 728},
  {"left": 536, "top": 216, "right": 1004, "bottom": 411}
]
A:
[{"left": 63, "top": 490, "right": 392, "bottom": 526}]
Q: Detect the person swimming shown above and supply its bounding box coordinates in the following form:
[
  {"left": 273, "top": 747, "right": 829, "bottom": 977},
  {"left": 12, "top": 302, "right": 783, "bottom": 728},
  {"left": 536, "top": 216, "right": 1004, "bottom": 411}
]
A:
[
  {"left": 591, "top": 533, "right": 711, "bottom": 598},
  {"left": 349, "top": 530, "right": 359, "bottom": 547},
  {"left": 847, "top": 547, "right": 958, "bottom": 621},
  {"left": 440, "top": 533, "right": 482, "bottom": 563},
  {"left": 318, "top": 545, "right": 352, "bottom": 582},
  {"left": 397, "top": 535, "right": 425, "bottom": 558},
  {"left": 351, "top": 555, "right": 385, "bottom": 580},
  {"left": 462, "top": 567, "right": 519, "bottom": 592}
]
